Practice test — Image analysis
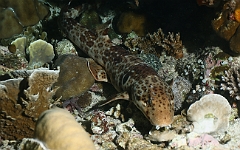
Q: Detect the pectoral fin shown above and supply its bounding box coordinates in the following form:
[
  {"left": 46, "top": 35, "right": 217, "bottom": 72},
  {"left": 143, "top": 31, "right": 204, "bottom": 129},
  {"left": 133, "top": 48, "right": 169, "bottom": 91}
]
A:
[
  {"left": 87, "top": 58, "right": 108, "bottom": 82},
  {"left": 98, "top": 91, "right": 129, "bottom": 107}
]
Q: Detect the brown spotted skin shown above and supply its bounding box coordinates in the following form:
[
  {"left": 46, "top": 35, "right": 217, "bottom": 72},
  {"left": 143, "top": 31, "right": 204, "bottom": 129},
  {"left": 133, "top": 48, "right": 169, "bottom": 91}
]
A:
[{"left": 59, "top": 7, "right": 174, "bottom": 126}]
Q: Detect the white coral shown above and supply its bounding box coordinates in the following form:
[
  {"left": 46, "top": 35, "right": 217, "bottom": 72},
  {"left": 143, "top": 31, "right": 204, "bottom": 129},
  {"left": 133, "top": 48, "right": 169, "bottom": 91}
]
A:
[{"left": 187, "top": 94, "right": 231, "bottom": 134}]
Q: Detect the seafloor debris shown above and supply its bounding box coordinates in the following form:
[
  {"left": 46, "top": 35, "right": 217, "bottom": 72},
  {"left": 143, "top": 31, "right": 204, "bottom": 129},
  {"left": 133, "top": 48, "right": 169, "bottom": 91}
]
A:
[
  {"left": 187, "top": 94, "right": 231, "bottom": 134},
  {"left": 0, "top": 0, "right": 49, "bottom": 39}
]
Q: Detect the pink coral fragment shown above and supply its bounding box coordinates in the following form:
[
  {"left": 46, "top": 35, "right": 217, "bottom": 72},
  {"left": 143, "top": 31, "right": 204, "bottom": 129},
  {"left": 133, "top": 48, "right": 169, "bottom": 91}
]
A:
[{"left": 188, "top": 134, "right": 219, "bottom": 148}]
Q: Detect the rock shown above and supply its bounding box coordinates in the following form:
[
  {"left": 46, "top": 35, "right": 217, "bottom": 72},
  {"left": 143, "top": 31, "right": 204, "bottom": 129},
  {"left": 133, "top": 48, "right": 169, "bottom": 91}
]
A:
[
  {"left": 116, "top": 11, "right": 146, "bottom": 36},
  {"left": 53, "top": 55, "right": 95, "bottom": 100},
  {"left": 0, "top": 0, "right": 49, "bottom": 39},
  {"left": 0, "top": 8, "right": 23, "bottom": 39},
  {"left": 230, "top": 26, "right": 240, "bottom": 53}
]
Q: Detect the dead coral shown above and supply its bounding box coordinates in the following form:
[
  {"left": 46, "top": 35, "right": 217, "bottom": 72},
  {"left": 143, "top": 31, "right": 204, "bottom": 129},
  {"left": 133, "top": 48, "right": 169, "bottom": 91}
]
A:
[
  {"left": 0, "top": 0, "right": 49, "bottom": 39},
  {"left": 23, "top": 69, "right": 59, "bottom": 120},
  {"left": 0, "top": 78, "right": 36, "bottom": 140},
  {"left": 124, "top": 29, "right": 184, "bottom": 59},
  {"left": 0, "top": 69, "right": 59, "bottom": 140}
]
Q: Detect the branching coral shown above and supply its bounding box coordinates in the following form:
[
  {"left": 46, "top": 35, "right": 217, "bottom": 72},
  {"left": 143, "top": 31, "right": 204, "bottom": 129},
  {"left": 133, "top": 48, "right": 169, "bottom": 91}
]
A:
[
  {"left": 220, "top": 65, "right": 240, "bottom": 101},
  {"left": 124, "top": 29, "right": 184, "bottom": 59}
]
